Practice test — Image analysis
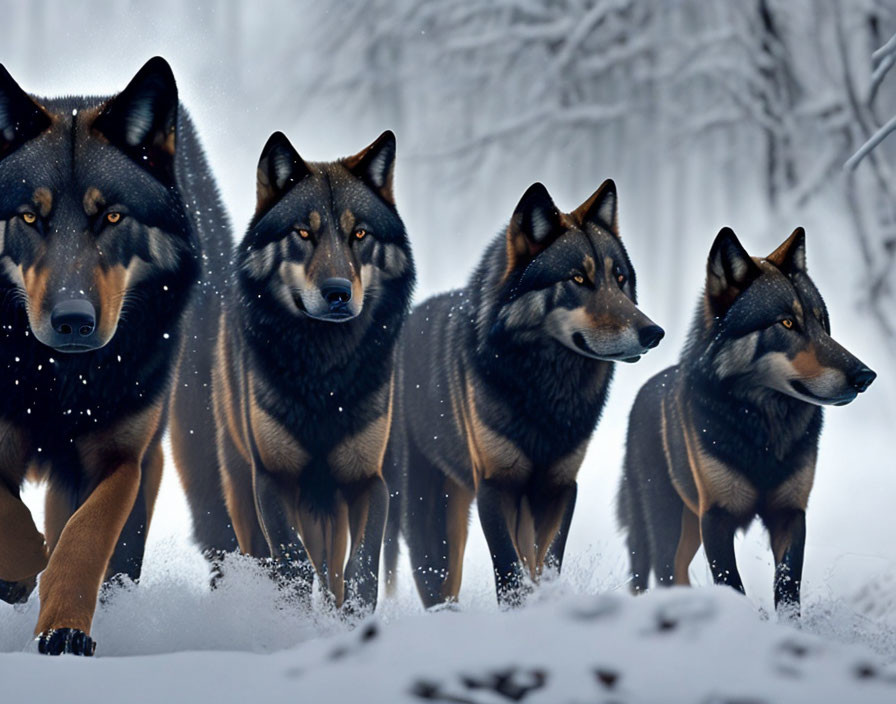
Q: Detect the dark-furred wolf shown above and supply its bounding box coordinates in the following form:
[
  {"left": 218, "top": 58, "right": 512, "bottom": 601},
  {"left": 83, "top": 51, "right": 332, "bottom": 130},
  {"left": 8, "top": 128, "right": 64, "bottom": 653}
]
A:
[
  {"left": 385, "top": 180, "right": 663, "bottom": 607},
  {"left": 0, "top": 58, "right": 230, "bottom": 654},
  {"left": 617, "top": 226, "right": 876, "bottom": 614},
  {"left": 193, "top": 130, "right": 415, "bottom": 614}
]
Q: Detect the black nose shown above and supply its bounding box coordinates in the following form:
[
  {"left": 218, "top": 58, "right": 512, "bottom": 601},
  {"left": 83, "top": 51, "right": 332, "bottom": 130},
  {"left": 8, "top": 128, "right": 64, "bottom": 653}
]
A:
[
  {"left": 638, "top": 325, "right": 665, "bottom": 350},
  {"left": 51, "top": 299, "right": 96, "bottom": 338},
  {"left": 850, "top": 367, "right": 876, "bottom": 393},
  {"left": 321, "top": 278, "right": 352, "bottom": 308}
]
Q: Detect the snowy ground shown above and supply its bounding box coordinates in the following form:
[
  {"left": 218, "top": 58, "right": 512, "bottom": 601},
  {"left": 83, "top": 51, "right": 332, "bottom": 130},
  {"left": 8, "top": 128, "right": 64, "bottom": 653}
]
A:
[{"left": 2, "top": 364, "right": 895, "bottom": 702}]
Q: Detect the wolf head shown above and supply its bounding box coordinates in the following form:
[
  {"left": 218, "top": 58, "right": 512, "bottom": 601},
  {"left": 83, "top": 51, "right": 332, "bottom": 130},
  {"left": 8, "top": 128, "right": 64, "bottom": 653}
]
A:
[
  {"left": 238, "top": 130, "right": 412, "bottom": 323},
  {"left": 0, "top": 57, "right": 195, "bottom": 353},
  {"left": 486, "top": 181, "right": 663, "bottom": 362},
  {"left": 699, "top": 226, "right": 875, "bottom": 405}
]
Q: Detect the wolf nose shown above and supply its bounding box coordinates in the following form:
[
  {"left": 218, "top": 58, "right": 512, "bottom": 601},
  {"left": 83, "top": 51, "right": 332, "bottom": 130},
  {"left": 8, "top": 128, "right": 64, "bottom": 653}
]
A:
[
  {"left": 51, "top": 299, "right": 96, "bottom": 338},
  {"left": 850, "top": 367, "right": 876, "bottom": 393},
  {"left": 639, "top": 325, "right": 665, "bottom": 350},
  {"left": 321, "top": 278, "right": 352, "bottom": 308}
]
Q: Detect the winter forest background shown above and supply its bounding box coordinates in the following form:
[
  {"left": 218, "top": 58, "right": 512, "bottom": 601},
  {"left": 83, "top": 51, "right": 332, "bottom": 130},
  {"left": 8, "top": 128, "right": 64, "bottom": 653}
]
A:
[{"left": 3, "top": 0, "right": 896, "bottom": 688}]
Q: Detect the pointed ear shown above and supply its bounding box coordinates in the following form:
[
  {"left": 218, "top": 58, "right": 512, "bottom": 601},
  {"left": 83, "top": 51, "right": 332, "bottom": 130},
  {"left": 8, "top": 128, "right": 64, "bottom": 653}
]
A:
[
  {"left": 766, "top": 227, "right": 807, "bottom": 275},
  {"left": 572, "top": 179, "right": 618, "bottom": 237},
  {"left": 0, "top": 64, "right": 51, "bottom": 159},
  {"left": 706, "top": 227, "right": 762, "bottom": 314},
  {"left": 92, "top": 57, "right": 179, "bottom": 182},
  {"left": 505, "top": 182, "right": 565, "bottom": 273},
  {"left": 256, "top": 131, "right": 312, "bottom": 215},
  {"left": 343, "top": 130, "right": 396, "bottom": 204}
]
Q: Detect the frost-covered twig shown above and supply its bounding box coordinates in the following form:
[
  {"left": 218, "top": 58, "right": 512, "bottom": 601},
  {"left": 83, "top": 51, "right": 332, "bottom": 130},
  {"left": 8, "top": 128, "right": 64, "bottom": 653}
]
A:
[{"left": 845, "top": 114, "right": 896, "bottom": 171}]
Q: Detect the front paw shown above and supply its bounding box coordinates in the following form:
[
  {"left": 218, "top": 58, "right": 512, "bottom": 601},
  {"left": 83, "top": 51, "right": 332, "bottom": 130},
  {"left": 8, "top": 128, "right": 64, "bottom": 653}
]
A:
[
  {"left": 36, "top": 628, "right": 96, "bottom": 656},
  {"left": 0, "top": 575, "right": 37, "bottom": 605}
]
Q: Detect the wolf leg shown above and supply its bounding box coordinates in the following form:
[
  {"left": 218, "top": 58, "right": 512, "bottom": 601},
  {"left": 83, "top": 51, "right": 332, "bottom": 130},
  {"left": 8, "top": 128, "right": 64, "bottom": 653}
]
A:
[
  {"left": 700, "top": 505, "right": 744, "bottom": 594},
  {"left": 105, "top": 435, "right": 163, "bottom": 583},
  {"left": 405, "top": 448, "right": 473, "bottom": 608},
  {"left": 252, "top": 467, "right": 313, "bottom": 604},
  {"left": 536, "top": 482, "right": 577, "bottom": 575},
  {"left": 477, "top": 478, "right": 529, "bottom": 608},
  {"left": 35, "top": 460, "right": 141, "bottom": 654},
  {"left": 673, "top": 507, "right": 700, "bottom": 585},
  {"left": 0, "top": 484, "right": 48, "bottom": 604},
  {"left": 342, "top": 475, "right": 389, "bottom": 615},
  {"left": 766, "top": 508, "right": 806, "bottom": 615}
]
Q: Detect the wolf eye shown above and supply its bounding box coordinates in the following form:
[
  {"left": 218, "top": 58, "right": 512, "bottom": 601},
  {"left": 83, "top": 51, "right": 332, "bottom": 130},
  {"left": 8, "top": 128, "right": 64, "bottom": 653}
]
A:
[
  {"left": 354, "top": 228, "right": 367, "bottom": 240},
  {"left": 781, "top": 318, "right": 794, "bottom": 329},
  {"left": 106, "top": 212, "right": 121, "bottom": 224},
  {"left": 21, "top": 212, "right": 37, "bottom": 225},
  {"left": 297, "top": 229, "right": 310, "bottom": 240},
  {"left": 572, "top": 274, "right": 585, "bottom": 285}
]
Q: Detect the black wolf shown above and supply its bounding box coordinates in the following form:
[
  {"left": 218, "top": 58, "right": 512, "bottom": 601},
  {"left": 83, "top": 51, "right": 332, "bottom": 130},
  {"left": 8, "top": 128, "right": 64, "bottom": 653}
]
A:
[
  {"left": 384, "top": 181, "right": 664, "bottom": 607},
  {"left": 195, "top": 130, "right": 414, "bottom": 614},
  {"left": 0, "top": 57, "right": 230, "bottom": 654},
  {"left": 617, "top": 227, "right": 876, "bottom": 614}
]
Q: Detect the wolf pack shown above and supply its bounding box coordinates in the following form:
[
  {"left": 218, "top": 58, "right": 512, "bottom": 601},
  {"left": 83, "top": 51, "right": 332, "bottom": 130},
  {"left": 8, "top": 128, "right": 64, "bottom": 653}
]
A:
[{"left": 0, "top": 59, "right": 877, "bottom": 656}]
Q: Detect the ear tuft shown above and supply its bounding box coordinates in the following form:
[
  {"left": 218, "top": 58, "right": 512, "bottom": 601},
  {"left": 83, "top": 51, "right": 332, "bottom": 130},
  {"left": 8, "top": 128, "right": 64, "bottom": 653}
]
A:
[
  {"left": 92, "top": 57, "right": 179, "bottom": 182},
  {"left": 0, "top": 63, "right": 51, "bottom": 159},
  {"left": 256, "top": 131, "right": 311, "bottom": 216},
  {"left": 706, "top": 227, "right": 761, "bottom": 315},
  {"left": 767, "top": 226, "right": 807, "bottom": 275},
  {"left": 573, "top": 179, "right": 618, "bottom": 236},
  {"left": 344, "top": 130, "right": 396, "bottom": 204}
]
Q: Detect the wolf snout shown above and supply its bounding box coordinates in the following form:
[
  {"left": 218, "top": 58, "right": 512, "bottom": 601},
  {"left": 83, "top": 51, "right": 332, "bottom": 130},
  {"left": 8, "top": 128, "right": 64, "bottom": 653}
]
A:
[
  {"left": 46, "top": 299, "right": 101, "bottom": 352},
  {"left": 321, "top": 277, "right": 353, "bottom": 309},
  {"left": 638, "top": 325, "right": 665, "bottom": 350},
  {"left": 849, "top": 366, "right": 876, "bottom": 394}
]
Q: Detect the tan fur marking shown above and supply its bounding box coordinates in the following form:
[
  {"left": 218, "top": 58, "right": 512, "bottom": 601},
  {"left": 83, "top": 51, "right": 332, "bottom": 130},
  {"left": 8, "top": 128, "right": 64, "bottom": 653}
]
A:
[
  {"left": 328, "top": 383, "right": 392, "bottom": 483},
  {"left": 339, "top": 209, "right": 355, "bottom": 235},
  {"left": 309, "top": 210, "right": 321, "bottom": 232},
  {"left": 678, "top": 397, "right": 757, "bottom": 516},
  {"left": 248, "top": 380, "right": 309, "bottom": 475},
  {"left": 22, "top": 264, "right": 50, "bottom": 324},
  {"left": 790, "top": 346, "right": 824, "bottom": 379},
  {"left": 440, "top": 478, "right": 474, "bottom": 602},
  {"left": 33, "top": 188, "right": 53, "bottom": 218},
  {"left": 768, "top": 462, "right": 816, "bottom": 512},
  {"left": 547, "top": 440, "right": 587, "bottom": 485},
  {"left": 83, "top": 187, "right": 104, "bottom": 217},
  {"left": 674, "top": 508, "right": 701, "bottom": 584},
  {"left": 44, "top": 483, "right": 72, "bottom": 557},
  {"left": 94, "top": 263, "right": 128, "bottom": 343},
  {"left": 466, "top": 381, "right": 532, "bottom": 483}
]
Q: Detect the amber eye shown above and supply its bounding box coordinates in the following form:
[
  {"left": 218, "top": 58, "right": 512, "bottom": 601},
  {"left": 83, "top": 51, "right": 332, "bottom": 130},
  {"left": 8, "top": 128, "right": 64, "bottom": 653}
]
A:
[
  {"left": 21, "top": 212, "right": 37, "bottom": 225},
  {"left": 781, "top": 318, "right": 794, "bottom": 329},
  {"left": 297, "top": 229, "right": 310, "bottom": 240},
  {"left": 573, "top": 274, "right": 585, "bottom": 285},
  {"left": 354, "top": 228, "right": 367, "bottom": 240},
  {"left": 106, "top": 212, "right": 121, "bottom": 224}
]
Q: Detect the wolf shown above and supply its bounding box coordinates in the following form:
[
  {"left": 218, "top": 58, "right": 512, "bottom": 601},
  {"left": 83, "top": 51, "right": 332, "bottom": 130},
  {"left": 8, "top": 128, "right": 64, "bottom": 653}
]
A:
[
  {"left": 199, "top": 130, "right": 414, "bottom": 614},
  {"left": 0, "top": 57, "right": 230, "bottom": 654},
  {"left": 383, "top": 180, "right": 664, "bottom": 607},
  {"left": 617, "top": 226, "right": 876, "bottom": 614}
]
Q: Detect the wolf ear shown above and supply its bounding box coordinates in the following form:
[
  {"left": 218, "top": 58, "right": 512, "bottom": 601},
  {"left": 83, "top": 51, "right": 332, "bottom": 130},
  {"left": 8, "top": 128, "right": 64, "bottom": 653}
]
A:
[
  {"left": 92, "top": 57, "right": 178, "bottom": 182},
  {"left": 766, "top": 227, "right": 807, "bottom": 276},
  {"left": 344, "top": 130, "right": 396, "bottom": 204},
  {"left": 256, "top": 131, "right": 311, "bottom": 216},
  {"left": 506, "top": 182, "right": 564, "bottom": 272},
  {"left": 706, "top": 227, "right": 761, "bottom": 314},
  {"left": 0, "top": 64, "right": 51, "bottom": 160},
  {"left": 572, "top": 179, "right": 618, "bottom": 237}
]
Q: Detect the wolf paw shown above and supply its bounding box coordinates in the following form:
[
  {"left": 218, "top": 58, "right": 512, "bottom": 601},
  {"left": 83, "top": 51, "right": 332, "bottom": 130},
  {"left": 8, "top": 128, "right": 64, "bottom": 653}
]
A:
[
  {"left": 0, "top": 576, "right": 36, "bottom": 605},
  {"left": 36, "top": 628, "right": 96, "bottom": 656}
]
